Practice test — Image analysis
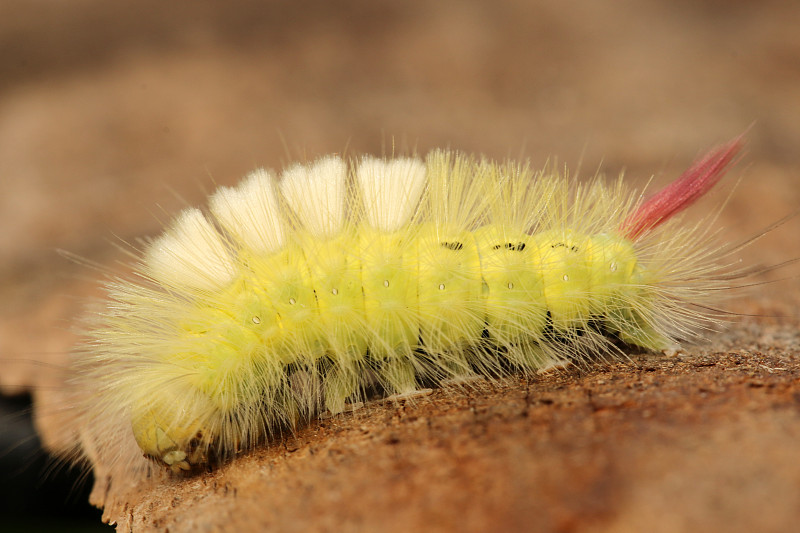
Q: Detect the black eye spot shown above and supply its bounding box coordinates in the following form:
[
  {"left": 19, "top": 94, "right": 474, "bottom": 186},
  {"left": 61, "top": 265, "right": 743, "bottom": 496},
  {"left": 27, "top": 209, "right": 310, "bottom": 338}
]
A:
[
  {"left": 492, "top": 242, "right": 526, "bottom": 251},
  {"left": 551, "top": 242, "right": 578, "bottom": 252},
  {"left": 441, "top": 241, "right": 463, "bottom": 251}
]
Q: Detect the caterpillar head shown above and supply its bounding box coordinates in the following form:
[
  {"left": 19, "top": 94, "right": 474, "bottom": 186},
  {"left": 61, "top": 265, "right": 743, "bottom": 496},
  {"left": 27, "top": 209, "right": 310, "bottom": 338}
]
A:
[
  {"left": 131, "top": 399, "right": 210, "bottom": 472},
  {"left": 128, "top": 282, "right": 283, "bottom": 471}
]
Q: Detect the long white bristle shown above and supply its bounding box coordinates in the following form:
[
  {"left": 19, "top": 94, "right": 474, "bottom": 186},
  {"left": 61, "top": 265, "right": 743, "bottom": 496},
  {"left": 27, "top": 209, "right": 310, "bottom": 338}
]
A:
[
  {"left": 143, "top": 208, "right": 236, "bottom": 291},
  {"left": 209, "top": 169, "right": 286, "bottom": 253},
  {"left": 357, "top": 156, "right": 427, "bottom": 232},
  {"left": 279, "top": 155, "right": 347, "bottom": 237}
]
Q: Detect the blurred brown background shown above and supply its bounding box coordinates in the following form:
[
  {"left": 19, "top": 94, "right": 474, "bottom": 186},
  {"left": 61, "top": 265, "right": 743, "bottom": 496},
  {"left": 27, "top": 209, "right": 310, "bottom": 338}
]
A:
[{"left": 1, "top": 1, "right": 799, "bottom": 531}]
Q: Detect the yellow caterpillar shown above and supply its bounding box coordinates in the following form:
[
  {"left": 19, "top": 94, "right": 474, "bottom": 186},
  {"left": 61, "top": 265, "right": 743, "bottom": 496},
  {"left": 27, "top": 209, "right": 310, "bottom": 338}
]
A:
[{"left": 74, "top": 139, "right": 742, "bottom": 475}]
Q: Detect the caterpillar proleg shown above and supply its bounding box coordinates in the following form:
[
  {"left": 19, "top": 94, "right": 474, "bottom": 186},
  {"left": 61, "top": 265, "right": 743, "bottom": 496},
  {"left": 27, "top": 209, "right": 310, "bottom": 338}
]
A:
[{"left": 73, "top": 138, "right": 745, "bottom": 478}]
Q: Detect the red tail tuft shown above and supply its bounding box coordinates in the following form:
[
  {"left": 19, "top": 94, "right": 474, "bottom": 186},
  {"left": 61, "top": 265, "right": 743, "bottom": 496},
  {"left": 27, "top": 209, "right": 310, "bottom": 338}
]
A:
[{"left": 621, "top": 136, "right": 744, "bottom": 240}]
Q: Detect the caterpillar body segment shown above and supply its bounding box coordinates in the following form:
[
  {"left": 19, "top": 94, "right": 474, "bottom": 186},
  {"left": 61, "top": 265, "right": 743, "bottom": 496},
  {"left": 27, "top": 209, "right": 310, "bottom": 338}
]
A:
[{"left": 77, "top": 142, "right": 742, "bottom": 473}]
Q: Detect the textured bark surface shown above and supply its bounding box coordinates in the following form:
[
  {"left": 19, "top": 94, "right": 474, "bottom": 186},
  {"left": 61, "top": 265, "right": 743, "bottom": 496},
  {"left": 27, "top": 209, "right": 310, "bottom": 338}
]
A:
[
  {"left": 96, "top": 344, "right": 800, "bottom": 533},
  {"left": 1, "top": 0, "right": 799, "bottom": 531}
]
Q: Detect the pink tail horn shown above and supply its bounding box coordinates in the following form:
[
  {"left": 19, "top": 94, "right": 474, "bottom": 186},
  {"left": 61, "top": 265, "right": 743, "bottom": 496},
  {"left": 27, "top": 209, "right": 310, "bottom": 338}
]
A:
[{"left": 621, "top": 136, "right": 744, "bottom": 240}]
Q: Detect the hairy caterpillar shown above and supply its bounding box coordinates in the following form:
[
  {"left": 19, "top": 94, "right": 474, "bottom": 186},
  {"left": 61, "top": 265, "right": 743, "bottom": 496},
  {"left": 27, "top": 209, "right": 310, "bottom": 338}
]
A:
[{"left": 72, "top": 139, "right": 743, "bottom": 480}]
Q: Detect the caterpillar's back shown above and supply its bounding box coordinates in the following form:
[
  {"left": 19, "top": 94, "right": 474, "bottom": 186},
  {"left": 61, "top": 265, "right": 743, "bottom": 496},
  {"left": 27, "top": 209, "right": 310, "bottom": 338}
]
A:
[{"left": 72, "top": 140, "right": 743, "bottom": 478}]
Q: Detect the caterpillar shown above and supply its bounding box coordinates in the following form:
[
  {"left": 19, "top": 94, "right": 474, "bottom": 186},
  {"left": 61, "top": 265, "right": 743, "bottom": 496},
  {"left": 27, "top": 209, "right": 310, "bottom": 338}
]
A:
[{"left": 72, "top": 138, "right": 743, "bottom": 480}]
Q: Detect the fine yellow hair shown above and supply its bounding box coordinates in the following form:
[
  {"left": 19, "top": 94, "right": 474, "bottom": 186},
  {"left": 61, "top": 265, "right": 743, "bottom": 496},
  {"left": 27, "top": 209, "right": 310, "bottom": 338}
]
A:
[{"left": 70, "top": 142, "right": 744, "bottom": 488}]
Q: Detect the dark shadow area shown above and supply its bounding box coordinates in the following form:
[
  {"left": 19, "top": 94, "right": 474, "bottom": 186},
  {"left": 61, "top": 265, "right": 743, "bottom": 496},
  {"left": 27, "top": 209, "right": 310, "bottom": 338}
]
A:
[{"left": 0, "top": 394, "right": 110, "bottom": 532}]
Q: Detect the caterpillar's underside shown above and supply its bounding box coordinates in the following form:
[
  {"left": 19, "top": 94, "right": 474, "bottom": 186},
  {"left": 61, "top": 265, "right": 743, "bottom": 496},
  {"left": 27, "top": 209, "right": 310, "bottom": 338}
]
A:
[{"left": 76, "top": 141, "right": 742, "bottom": 473}]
